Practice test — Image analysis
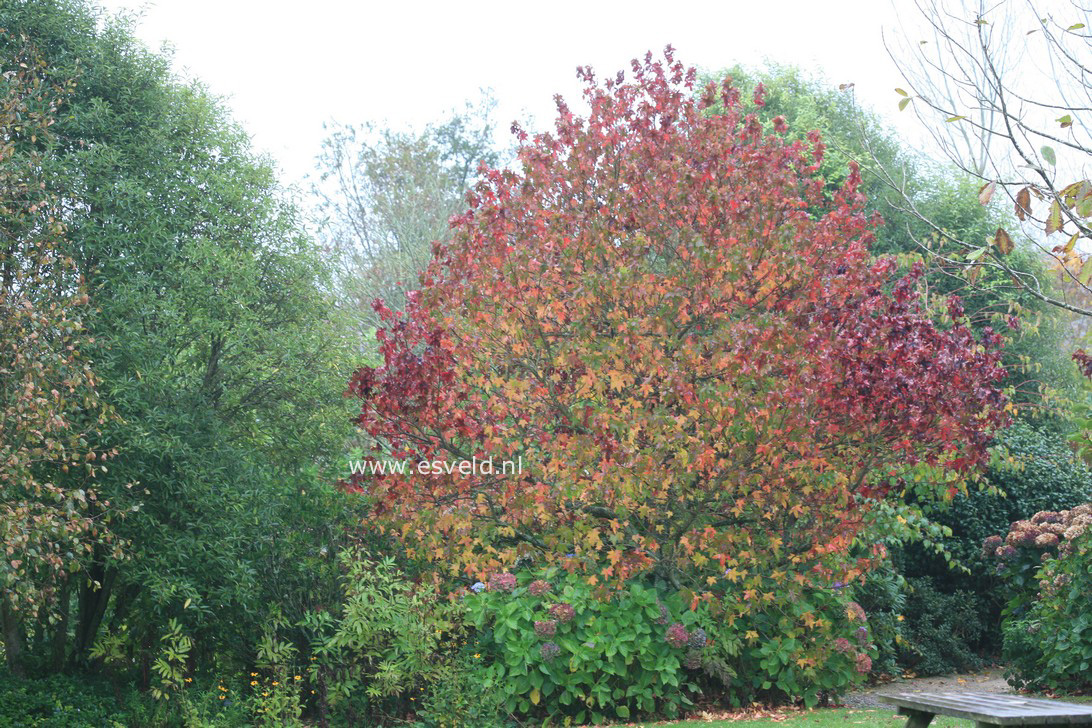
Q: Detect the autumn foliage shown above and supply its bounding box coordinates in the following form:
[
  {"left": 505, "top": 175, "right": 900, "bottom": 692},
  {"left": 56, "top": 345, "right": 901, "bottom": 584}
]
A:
[{"left": 348, "top": 49, "right": 1009, "bottom": 605}]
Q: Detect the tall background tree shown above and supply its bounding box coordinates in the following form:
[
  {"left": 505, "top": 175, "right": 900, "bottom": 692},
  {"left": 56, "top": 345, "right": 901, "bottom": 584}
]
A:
[
  {"left": 0, "top": 0, "right": 364, "bottom": 683},
  {"left": 312, "top": 97, "right": 504, "bottom": 335}
]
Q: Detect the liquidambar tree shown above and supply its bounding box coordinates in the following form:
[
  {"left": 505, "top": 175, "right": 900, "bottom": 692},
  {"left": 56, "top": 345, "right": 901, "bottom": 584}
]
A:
[{"left": 348, "top": 49, "right": 1010, "bottom": 609}]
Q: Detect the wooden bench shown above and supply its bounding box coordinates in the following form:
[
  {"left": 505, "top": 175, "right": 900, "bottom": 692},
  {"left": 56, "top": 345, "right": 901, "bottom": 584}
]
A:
[{"left": 877, "top": 691, "right": 1092, "bottom": 727}]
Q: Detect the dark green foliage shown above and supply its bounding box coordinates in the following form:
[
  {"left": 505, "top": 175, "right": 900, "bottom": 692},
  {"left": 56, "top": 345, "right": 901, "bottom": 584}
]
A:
[
  {"left": 890, "top": 421, "right": 1091, "bottom": 673},
  {"left": 0, "top": 673, "right": 143, "bottom": 727},
  {"left": 853, "top": 564, "right": 906, "bottom": 678},
  {"left": 935, "top": 421, "right": 1092, "bottom": 568},
  {"left": 897, "top": 577, "right": 987, "bottom": 676}
]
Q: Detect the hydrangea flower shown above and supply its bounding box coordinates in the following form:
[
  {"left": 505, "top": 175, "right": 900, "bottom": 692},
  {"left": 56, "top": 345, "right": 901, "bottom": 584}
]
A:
[
  {"left": 1034, "top": 532, "right": 1060, "bottom": 548},
  {"left": 540, "top": 641, "right": 561, "bottom": 660},
  {"left": 534, "top": 619, "right": 558, "bottom": 638},
  {"left": 855, "top": 653, "right": 872, "bottom": 674},
  {"left": 488, "top": 572, "right": 517, "bottom": 592},
  {"left": 683, "top": 649, "right": 703, "bottom": 670},
  {"left": 528, "top": 579, "right": 551, "bottom": 596},
  {"left": 470, "top": 581, "right": 485, "bottom": 593},
  {"left": 665, "top": 623, "right": 689, "bottom": 649},
  {"left": 688, "top": 627, "right": 707, "bottom": 649},
  {"left": 846, "top": 601, "right": 867, "bottom": 623},
  {"left": 834, "top": 637, "right": 852, "bottom": 653},
  {"left": 550, "top": 603, "right": 575, "bottom": 623}
]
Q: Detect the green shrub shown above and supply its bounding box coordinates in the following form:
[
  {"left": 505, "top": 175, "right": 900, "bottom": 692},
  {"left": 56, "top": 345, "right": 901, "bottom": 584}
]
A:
[
  {"left": 299, "top": 551, "right": 462, "bottom": 725},
  {"left": 696, "top": 579, "right": 875, "bottom": 707},
  {"left": 0, "top": 674, "right": 134, "bottom": 728},
  {"left": 897, "top": 577, "right": 987, "bottom": 676},
  {"left": 465, "top": 567, "right": 701, "bottom": 724},
  {"left": 991, "top": 504, "right": 1092, "bottom": 690},
  {"left": 853, "top": 564, "right": 907, "bottom": 678},
  {"left": 414, "top": 651, "right": 508, "bottom": 728},
  {"left": 879, "top": 421, "right": 1092, "bottom": 674}
]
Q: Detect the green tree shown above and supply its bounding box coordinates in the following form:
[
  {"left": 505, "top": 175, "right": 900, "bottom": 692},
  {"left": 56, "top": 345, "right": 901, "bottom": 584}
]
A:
[
  {"left": 312, "top": 96, "right": 504, "bottom": 335},
  {"left": 0, "top": 0, "right": 360, "bottom": 676},
  {"left": 0, "top": 33, "right": 117, "bottom": 676}
]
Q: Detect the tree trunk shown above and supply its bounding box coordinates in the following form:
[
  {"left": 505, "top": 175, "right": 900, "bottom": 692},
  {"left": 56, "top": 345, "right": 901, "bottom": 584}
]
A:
[
  {"left": 50, "top": 579, "right": 72, "bottom": 672},
  {"left": 70, "top": 562, "right": 116, "bottom": 668},
  {"left": 1, "top": 597, "right": 26, "bottom": 677}
]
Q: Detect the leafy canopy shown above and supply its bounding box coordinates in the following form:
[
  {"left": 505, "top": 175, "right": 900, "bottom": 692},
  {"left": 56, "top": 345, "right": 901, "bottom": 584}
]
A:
[{"left": 348, "top": 49, "right": 1009, "bottom": 606}]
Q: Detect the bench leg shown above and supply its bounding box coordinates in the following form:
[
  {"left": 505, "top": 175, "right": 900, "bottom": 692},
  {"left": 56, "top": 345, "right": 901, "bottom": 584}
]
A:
[{"left": 897, "top": 708, "right": 935, "bottom": 728}]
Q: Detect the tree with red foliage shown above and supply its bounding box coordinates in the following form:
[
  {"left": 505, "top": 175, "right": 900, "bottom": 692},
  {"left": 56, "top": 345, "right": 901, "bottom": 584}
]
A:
[{"left": 347, "top": 49, "right": 1009, "bottom": 604}]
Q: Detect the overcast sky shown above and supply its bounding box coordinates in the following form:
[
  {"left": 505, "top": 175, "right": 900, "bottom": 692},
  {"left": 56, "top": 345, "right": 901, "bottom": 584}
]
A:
[{"left": 94, "top": 0, "right": 921, "bottom": 190}]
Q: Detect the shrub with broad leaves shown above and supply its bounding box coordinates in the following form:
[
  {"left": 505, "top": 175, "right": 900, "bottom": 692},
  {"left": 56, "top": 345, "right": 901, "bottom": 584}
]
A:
[
  {"left": 465, "top": 568, "right": 703, "bottom": 723},
  {"left": 988, "top": 504, "right": 1092, "bottom": 690}
]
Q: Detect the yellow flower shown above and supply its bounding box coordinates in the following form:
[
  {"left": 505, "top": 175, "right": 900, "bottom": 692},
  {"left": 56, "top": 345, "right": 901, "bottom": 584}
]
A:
[
  {"left": 474, "top": 653, "right": 481, "bottom": 659},
  {"left": 250, "top": 680, "right": 258, "bottom": 686},
  {"left": 896, "top": 615, "right": 905, "bottom": 622},
  {"left": 310, "top": 690, "right": 316, "bottom": 694},
  {"left": 184, "top": 678, "right": 192, "bottom": 683},
  {"left": 251, "top": 672, "right": 257, "bottom": 676},
  {"left": 294, "top": 675, "right": 301, "bottom": 681},
  {"left": 262, "top": 691, "right": 269, "bottom": 697},
  {"left": 219, "top": 695, "right": 226, "bottom": 701},
  {"left": 272, "top": 681, "right": 279, "bottom": 686}
]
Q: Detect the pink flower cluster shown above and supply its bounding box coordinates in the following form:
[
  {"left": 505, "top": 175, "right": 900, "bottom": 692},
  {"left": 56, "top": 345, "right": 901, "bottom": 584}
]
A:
[
  {"left": 534, "top": 619, "right": 558, "bottom": 638},
  {"left": 986, "top": 504, "right": 1092, "bottom": 559},
  {"left": 488, "top": 572, "right": 518, "bottom": 592},
  {"left": 549, "top": 603, "right": 575, "bottom": 623},
  {"left": 855, "top": 653, "right": 872, "bottom": 674},
  {"left": 665, "top": 623, "right": 689, "bottom": 649},
  {"left": 528, "top": 579, "right": 552, "bottom": 596}
]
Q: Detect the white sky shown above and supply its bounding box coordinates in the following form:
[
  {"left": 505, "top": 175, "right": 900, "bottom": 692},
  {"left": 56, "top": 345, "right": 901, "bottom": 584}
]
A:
[{"left": 94, "top": 0, "right": 923, "bottom": 193}]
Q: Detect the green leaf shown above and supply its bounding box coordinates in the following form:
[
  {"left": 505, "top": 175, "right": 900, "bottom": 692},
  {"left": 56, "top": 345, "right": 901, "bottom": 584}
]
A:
[
  {"left": 1057, "top": 114, "right": 1073, "bottom": 128},
  {"left": 895, "top": 88, "right": 909, "bottom": 97},
  {"left": 966, "top": 246, "right": 989, "bottom": 262},
  {"left": 1041, "top": 146, "right": 1057, "bottom": 166},
  {"left": 1067, "top": 23, "right": 1085, "bottom": 31},
  {"left": 946, "top": 115, "right": 966, "bottom": 122},
  {"left": 898, "top": 97, "right": 912, "bottom": 111}
]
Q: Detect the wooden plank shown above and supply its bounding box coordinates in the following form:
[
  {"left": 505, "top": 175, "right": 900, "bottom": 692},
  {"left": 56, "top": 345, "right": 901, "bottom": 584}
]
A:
[{"left": 877, "top": 691, "right": 1092, "bottom": 726}]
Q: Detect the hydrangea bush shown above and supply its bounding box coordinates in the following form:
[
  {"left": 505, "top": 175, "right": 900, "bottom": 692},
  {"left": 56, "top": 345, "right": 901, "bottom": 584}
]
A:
[
  {"left": 986, "top": 505, "right": 1092, "bottom": 690},
  {"left": 464, "top": 568, "right": 703, "bottom": 723},
  {"left": 695, "top": 579, "right": 876, "bottom": 707}
]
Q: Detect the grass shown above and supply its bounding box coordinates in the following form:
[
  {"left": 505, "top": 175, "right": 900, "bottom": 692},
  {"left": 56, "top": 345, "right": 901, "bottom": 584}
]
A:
[
  {"left": 615, "top": 698, "right": 1092, "bottom": 727},
  {"left": 618, "top": 708, "right": 966, "bottom": 727}
]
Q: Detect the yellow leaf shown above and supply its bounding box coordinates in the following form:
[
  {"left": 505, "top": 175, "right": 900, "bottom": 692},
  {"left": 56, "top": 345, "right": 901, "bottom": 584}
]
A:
[{"left": 530, "top": 688, "right": 540, "bottom": 705}]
